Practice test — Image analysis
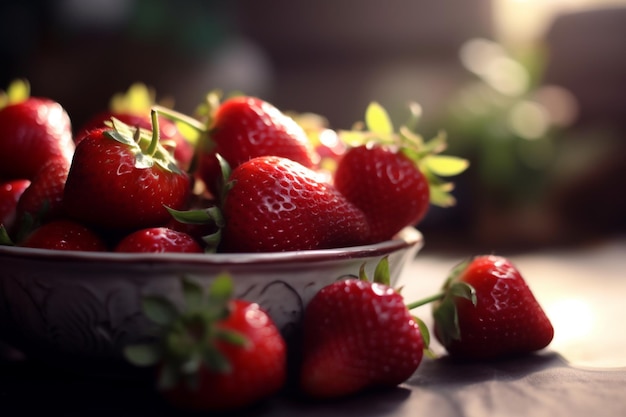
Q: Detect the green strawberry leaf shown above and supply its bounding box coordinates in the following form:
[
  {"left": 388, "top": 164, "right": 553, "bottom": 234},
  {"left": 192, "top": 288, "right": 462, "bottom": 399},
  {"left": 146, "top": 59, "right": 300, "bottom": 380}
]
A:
[
  {"left": 203, "top": 344, "right": 231, "bottom": 374},
  {"left": 337, "top": 129, "right": 370, "bottom": 147},
  {"left": 215, "top": 328, "right": 248, "bottom": 348},
  {"left": 124, "top": 343, "right": 163, "bottom": 367},
  {"left": 182, "top": 277, "right": 204, "bottom": 312},
  {"left": 373, "top": 256, "right": 391, "bottom": 286},
  {"left": 180, "top": 354, "right": 203, "bottom": 375},
  {"left": 142, "top": 295, "right": 180, "bottom": 326},
  {"left": 412, "top": 315, "right": 437, "bottom": 359},
  {"left": 201, "top": 229, "right": 222, "bottom": 253},
  {"left": 6, "top": 79, "right": 30, "bottom": 106},
  {"left": 0, "top": 225, "right": 14, "bottom": 246},
  {"left": 358, "top": 262, "right": 369, "bottom": 281},
  {"left": 423, "top": 155, "right": 470, "bottom": 177},
  {"left": 432, "top": 295, "right": 460, "bottom": 347},
  {"left": 428, "top": 182, "right": 457, "bottom": 208},
  {"left": 208, "top": 274, "right": 233, "bottom": 303},
  {"left": 365, "top": 101, "right": 394, "bottom": 136},
  {"left": 432, "top": 259, "right": 476, "bottom": 347}
]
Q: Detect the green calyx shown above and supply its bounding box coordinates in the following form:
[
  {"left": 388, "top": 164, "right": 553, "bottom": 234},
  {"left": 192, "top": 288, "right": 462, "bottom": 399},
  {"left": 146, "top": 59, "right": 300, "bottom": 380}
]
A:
[
  {"left": 166, "top": 205, "right": 225, "bottom": 253},
  {"left": 124, "top": 274, "right": 248, "bottom": 390},
  {"left": 429, "top": 259, "right": 477, "bottom": 347},
  {"left": 339, "top": 102, "right": 469, "bottom": 208},
  {"left": 104, "top": 110, "right": 183, "bottom": 174},
  {"left": 165, "top": 153, "right": 232, "bottom": 253}
]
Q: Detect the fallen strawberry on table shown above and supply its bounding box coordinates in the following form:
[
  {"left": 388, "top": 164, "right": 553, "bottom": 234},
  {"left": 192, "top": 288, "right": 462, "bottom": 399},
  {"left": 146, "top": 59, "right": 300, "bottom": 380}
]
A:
[{"left": 427, "top": 254, "right": 555, "bottom": 361}]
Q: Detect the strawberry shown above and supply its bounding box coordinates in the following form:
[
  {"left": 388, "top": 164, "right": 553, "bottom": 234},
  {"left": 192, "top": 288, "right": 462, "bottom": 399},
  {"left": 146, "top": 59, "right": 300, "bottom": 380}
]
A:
[
  {"left": 334, "top": 144, "right": 430, "bottom": 243},
  {"left": 15, "top": 157, "right": 71, "bottom": 227},
  {"left": 219, "top": 155, "right": 370, "bottom": 252},
  {"left": 195, "top": 95, "right": 319, "bottom": 197},
  {"left": 432, "top": 255, "right": 554, "bottom": 360},
  {"left": 333, "top": 102, "right": 468, "bottom": 243},
  {"left": 63, "top": 111, "right": 191, "bottom": 233},
  {"left": 0, "top": 179, "right": 30, "bottom": 231},
  {"left": 76, "top": 83, "right": 193, "bottom": 169},
  {"left": 300, "top": 260, "right": 425, "bottom": 399},
  {"left": 19, "top": 219, "right": 107, "bottom": 251},
  {"left": 0, "top": 80, "right": 74, "bottom": 180},
  {"left": 114, "top": 227, "right": 203, "bottom": 253},
  {"left": 124, "top": 275, "right": 287, "bottom": 412}
]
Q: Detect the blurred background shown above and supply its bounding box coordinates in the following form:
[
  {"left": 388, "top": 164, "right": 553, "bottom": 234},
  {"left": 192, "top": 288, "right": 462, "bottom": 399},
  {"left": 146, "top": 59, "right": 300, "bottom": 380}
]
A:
[{"left": 1, "top": 0, "right": 625, "bottom": 253}]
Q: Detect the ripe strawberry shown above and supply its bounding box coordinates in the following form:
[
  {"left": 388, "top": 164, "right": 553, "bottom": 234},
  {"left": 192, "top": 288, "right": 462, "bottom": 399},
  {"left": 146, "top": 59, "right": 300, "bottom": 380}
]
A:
[
  {"left": 334, "top": 144, "right": 430, "bottom": 243},
  {"left": 334, "top": 102, "right": 468, "bottom": 243},
  {"left": 63, "top": 112, "right": 191, "bottom": 233},
  {"left": 220, "top": 156, "right": 369, "bottom": 252},
  {"left": 15, "top": 157, "right": 70, "bottom": 226},
  {"left": 114, "top": 227, "right": 203, "bottom": 253},
  {"left": 125, "top": 275, "right": 287, "bottom": 412},
  {"left": 196, "top": 96, "right": 319, "bottom": 197},
  {"left": 0, "top": 80, "right": 74, "bottom": 180},
  {"left": 300, "top": 270, "right": 425, "bottom": 399},
  {"left": 76, "top": 84, "right": 193, "bottom": 169},
  {"left": 432, "top": 255, "right": 554, "bottom": 360},
  {"left": 0, "top": 179, "right": 30, "bottom": 231},
  {"left": 19, "top": 219, "right": 107, "bottom": 251}
]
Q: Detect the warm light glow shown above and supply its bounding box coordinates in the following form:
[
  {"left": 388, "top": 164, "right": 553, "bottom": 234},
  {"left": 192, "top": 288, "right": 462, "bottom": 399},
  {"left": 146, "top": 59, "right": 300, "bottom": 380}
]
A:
[
  {"left": 546, "top": 298, "right": 594, "bottom": 344},
  {"left": 459, "top": 38, "right": 529, "bottom": 96},
  {"left": 492, "top": 0, "right": 626, "bottom": 45},
  {"left": 319, "top": 129, "right": 339, "bottom": 148}
]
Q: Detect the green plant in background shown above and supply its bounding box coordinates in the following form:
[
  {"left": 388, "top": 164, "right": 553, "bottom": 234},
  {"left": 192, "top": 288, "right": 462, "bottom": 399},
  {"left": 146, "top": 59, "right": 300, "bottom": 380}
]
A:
[{"left": 443, "top": 38, "right": 578, "bottom": 207}]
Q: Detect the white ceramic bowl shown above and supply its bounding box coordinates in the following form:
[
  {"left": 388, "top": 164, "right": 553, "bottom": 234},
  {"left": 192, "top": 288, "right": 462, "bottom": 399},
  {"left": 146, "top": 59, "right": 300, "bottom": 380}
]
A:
[{"left": 0, "top": 227, "right": 422, "bottom": 376}]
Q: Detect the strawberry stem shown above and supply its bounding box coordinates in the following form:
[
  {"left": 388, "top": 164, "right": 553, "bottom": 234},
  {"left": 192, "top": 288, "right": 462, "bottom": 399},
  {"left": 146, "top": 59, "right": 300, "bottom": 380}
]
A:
[
  {"left": 147, "top": 109, "right": 160, "bottom": 157},
  {"left": 405, "top": 292, "right": 445, "bottom": 310},
  {"left": 152, "top": 104, "right": 208, "bottom": 133}
]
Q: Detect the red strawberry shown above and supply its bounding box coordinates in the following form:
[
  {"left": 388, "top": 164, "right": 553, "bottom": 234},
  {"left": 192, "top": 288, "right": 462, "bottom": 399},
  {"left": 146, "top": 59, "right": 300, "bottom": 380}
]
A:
[
  {"left": 0, "top": 179, "right": 30, "bottom": 231},
  {"left": 114, "top": 227, "right": 203, "bottom": 253},
  {"left": 432, "top": 255, "right": 554, "bottom": 360},
  {"left": 19, "top": 219, "right": 107, "bottom": 251},
  {"left": 196, "top": 96, "right": 319, "bottom": 197},
  {"left": 300, "top": 271, "right": 424, "bottom": 399},
  {"left": 124, "top": 275, "right": 287, "bottom": 412},
  {"left": 334, "top": 144, "right": 430, "bottom": 243},
  {"left": 63, "top": 112, "right": 191, "bottom": 232},
  {"left": 15, "top": 157, "right": 70, "bottom": 226},
  {"left": 220, "top": 156, "right": 369, "bottom": 252},
  {"left": 0, "top": 80, "right": 74, "bottom": 180},
  {"left": 333, "top": 102, "right": 468, "bottom": 243}
]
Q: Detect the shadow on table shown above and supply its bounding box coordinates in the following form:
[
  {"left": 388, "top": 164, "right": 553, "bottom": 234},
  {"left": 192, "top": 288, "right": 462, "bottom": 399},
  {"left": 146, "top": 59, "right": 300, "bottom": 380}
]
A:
[{"left": 1, "top": 351, "right": 624, "bottom": 417}]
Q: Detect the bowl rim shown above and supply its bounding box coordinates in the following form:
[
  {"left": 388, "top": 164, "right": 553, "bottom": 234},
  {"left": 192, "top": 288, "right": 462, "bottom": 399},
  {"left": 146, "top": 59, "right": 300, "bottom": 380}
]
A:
[{"left": 0, "top": 227, "right": 423, "bottom": 266}]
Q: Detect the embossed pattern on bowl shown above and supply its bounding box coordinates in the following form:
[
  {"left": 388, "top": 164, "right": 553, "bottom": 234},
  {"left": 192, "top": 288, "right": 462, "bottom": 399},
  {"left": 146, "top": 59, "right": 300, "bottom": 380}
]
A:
[{"left": 0, "top": 227, "right": 422, "bottom": 376}]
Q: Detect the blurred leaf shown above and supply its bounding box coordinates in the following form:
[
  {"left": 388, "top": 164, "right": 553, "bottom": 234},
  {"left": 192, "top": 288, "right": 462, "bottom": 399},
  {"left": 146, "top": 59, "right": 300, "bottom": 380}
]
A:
[
  {"left": 423, "top": 155, "right": 469, "bottom": 177},
  {"left": 124, "top": 343, "right": 162, "bottom": 367},
  {"left": 365, "top": 102, "right": 393, "bottom": 135},
  {"left": 207, "top": 273, "right": 233, "bottom": 305},
  {"left": 338, "top": 129, "right": 369, "bottom": 147},
  {"left": 181, "top": 277, "right": 204, "bottom": 312},
  {"left": 373, "top": 256, "right": 390, "bottom": 286},
  {"left": 429, "top": 182, "right": 457, "bottom": 208},
  {"left": 7, "top": 79, "right": 30, "bottom": 105},
  {"left": 142, "top": 295, "right": 179, "bottom": 326}
]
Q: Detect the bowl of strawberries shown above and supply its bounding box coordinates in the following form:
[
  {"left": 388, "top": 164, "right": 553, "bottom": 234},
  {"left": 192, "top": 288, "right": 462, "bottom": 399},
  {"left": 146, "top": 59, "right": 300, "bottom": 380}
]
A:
[{"left": 0, "top": 81, "right": 466, "bottom": 376}]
